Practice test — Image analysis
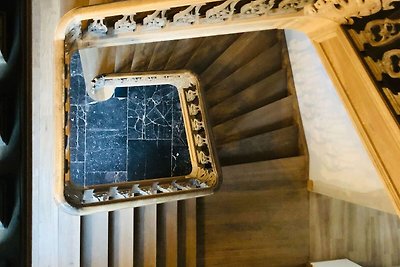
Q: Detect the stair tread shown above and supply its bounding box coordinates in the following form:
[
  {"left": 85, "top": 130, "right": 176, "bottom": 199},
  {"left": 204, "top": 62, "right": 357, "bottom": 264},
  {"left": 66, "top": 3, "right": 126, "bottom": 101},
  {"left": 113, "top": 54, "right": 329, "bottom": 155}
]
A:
[
  {"left": 217, "top": 125, "right": 300, "bottom": 166},
  {"left": 213, "top": 96, "right": 294, "bottom": 145},
  {"left": 148, "top": 40, "right": 177, "bottom": 71},
  {"left": 164, "top": 37, "right": 204, "bottom": 70},
  {"left": 221, "top": 155, "right": 307, "bottom": 181},
  {"left": 200, "top": 30, "right": 278, "bottom": 88},
  {"left": 131, "top": 42, "right": 156, "bottom": 72},
  {"left": 205, "top": 42, "right": 282, "bottom": 107},
  {"left": 209, "top": 69, "right": 287, "bottom": 125},
  {"left": 185, "top": 33, "right": 240, "bottom": 74},
  {"left": 114, "top": 45, "right": 135, "bottom": 72}
]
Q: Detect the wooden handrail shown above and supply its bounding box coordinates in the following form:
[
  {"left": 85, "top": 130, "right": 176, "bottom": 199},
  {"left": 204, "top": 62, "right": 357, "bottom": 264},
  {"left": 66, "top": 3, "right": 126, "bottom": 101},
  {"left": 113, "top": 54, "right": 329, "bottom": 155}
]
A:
[{"left": 53, "top": 0, "right": 400, "bottom": 216}]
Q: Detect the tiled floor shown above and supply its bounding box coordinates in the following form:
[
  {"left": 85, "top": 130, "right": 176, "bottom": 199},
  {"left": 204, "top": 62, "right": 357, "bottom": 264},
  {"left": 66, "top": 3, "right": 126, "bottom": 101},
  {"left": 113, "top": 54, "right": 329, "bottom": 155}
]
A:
[{"left": 68, "top": 52, "right": 192, "bottom": 186}]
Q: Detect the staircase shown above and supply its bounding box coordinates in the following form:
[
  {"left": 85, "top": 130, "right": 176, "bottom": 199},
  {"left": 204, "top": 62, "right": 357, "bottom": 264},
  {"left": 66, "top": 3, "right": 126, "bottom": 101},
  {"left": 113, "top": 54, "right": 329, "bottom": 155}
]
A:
[{"left": 72, "top": 29, "right": 309, "bottom": 267}]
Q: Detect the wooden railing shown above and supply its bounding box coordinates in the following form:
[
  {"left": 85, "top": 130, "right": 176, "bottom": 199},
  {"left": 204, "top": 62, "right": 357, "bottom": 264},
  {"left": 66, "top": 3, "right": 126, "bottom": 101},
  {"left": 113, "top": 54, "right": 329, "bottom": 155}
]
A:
[
  {"left": 54, "top": 0, "right": 400, "bottom": 215},
  {"left": 63, "top": 70, "right": 220, "bottom": 212}
]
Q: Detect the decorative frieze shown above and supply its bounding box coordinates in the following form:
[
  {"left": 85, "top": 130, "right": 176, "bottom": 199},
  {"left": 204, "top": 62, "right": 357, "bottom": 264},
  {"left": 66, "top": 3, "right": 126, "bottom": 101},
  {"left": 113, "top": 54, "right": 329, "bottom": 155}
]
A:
[
  {"left": 114, "top": 15, "right": 137, "bottom": 33},
  {"left": 188, "top": 104, "right": 201, "bottom": 116},
  {"left": 197, "top": 168, "right": 218, "bottom": 187},
  {"left": 240, "top": 0, "right": 275, "bottom": 17},
  {"left": 195, "top": 134, "right": 208, "bottom": 147},
  {"left": 305, "top": 0, "right": 399, "bottom": 24},
  {"left": 185, "top": 90, "right": 198, "bottom": 102},
  {"left": 88, "top": 18, "right": 108, "bottom": 34},
  {"left": 173, "top": 5, "right": 201, "bottom": 25},
  {"left": 143, "top": 10, "right": 167, "bottom": 30},
  {"left": 279, "top": 0, "right": 313, "bottom": 11},
  {"left": 206, "top": 0, "right": 239, "bottom": 22},
  {"left": 197, "top": 151, "right": 212, "bottom": 165}
]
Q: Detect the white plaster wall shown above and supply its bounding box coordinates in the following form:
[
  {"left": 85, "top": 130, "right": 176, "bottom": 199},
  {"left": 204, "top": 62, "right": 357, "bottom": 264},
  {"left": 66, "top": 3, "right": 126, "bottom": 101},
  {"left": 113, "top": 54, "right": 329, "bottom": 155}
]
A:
[{"left": 284, "top": 30, "right": 395, "bottom": 213}]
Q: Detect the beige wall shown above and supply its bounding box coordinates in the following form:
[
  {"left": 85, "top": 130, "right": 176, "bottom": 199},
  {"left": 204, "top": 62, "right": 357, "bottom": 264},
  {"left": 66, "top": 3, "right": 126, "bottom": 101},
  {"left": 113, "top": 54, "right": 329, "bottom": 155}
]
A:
[{"left": 285, "top": 29, "right": 395, "bottom": 214}]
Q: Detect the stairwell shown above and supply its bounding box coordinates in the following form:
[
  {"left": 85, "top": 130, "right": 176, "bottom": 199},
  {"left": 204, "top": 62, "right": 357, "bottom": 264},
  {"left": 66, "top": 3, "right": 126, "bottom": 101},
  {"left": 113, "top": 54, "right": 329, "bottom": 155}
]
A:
[{"left": 74, "top": 29, "right": 309, "bottom": 267}]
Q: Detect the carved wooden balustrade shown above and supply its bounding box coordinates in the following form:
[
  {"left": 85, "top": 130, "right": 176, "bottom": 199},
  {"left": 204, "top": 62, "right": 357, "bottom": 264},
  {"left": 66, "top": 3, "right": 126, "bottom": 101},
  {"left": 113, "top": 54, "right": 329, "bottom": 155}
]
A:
[
  {"left": 63, "top": 68, "right": 220, "bottom": 212},
  {"left": 347, "top": 11, "right": 400, "bottom": 121},
  {"left": 55, "top": 0, "right": 400, "bottom": 214}
]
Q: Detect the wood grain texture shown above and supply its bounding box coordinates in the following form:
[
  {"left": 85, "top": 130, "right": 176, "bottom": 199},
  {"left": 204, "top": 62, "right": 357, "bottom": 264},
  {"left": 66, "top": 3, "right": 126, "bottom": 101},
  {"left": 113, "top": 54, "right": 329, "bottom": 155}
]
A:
[
  {"left": 178, "top": 199, "right": 197, "bottom": 267},
  {"left": 209, "top": 69, "right": 287, "bottom": 125},
  {"left": 81, "top": 212, "right": 109, "bottom": 267},
  {"left": 131, "top": 42, "right": 156, "bottom": 72},
  {"left": 135, "top": 205, "right": 157, "bottom": 267},
  {"left": 164, "top": 38, "right": 204, "bottom": 70},
  {"left": 148, "top": 40, "right": 177, "bottom": 71},
  {"left": 114, "top": 45, "right": 136, "bottom": 72},
  {"left": 205, "top": 42, "right": 282, "bottom": 107},
  {"left": 310, "top": 193, "right": 400, "bottom": 267},
  {"left": 109, "top": 209, "right": 134, "bottom": 267},
  {"left": 184, "top": 34, "right": 239, "bottom": 74},
  {"left": 212, "top": 96, "right": 294, "bottom": 145},
  {"left": 31, "top": 0, "right": 62, "bottom": 266},
  {"left": 157, "top": 202, "right": 178, "bottom": 267},
  {"left": 58, "top": 210, "right": 81, "bottom": 267},
  {"left": 217, "top": 125, "right": 299, "bottom": 166},
  {"left": 197, "top": 157, "right": 309, "bottom": 267},
  {"left": 200, "top": 31, "right": 277, "bottom": 88}
]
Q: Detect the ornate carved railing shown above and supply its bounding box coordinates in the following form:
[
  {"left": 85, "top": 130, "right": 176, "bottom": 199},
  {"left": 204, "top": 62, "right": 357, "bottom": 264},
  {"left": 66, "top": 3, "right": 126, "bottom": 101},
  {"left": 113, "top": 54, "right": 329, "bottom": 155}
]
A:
[
  {"left": 55, "top": 0, "right": 400, "bottom": 215},
  {"left": 64, "top": 69, "right": 220, "bottom": 212},
  {"left": 60, "top": 0, "right": 399, "bottom": 50},
  {"left": 347, "top": 7, "right": 400, "bottom": 127}
]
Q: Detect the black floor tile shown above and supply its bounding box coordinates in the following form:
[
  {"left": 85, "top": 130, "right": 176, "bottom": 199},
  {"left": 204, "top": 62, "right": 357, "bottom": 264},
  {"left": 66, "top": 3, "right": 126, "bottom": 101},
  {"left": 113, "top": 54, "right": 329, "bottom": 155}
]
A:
[{"left": 69, "top": 53, "right": 191, "bottom": 186}]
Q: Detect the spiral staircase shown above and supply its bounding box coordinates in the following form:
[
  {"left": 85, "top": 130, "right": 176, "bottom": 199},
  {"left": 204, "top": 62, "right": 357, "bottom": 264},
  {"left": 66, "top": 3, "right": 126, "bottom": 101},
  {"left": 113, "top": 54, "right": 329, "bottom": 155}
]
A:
[{"left": 69, "top": 29, "right": 309, "bottom": 267}]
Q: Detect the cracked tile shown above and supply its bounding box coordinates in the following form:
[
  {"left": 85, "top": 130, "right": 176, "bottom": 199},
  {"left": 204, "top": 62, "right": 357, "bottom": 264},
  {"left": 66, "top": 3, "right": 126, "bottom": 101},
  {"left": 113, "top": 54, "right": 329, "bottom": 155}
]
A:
[{"left": 69, "top": 52, "right": 192, "bottom": 186}]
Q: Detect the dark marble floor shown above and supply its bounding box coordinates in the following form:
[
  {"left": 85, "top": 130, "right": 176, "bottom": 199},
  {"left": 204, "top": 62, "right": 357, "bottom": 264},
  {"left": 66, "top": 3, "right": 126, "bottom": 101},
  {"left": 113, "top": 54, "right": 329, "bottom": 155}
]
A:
[{"left": 69, "top": 52, "right": 192, "bottom": 186}]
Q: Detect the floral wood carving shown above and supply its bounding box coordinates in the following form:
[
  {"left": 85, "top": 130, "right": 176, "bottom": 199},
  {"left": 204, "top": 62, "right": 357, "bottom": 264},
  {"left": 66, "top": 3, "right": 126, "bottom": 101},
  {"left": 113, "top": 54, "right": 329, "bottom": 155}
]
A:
[
  {"left": 240, "top": 0, "right": 275, "bottom": 17},
  {"left": 349, "top": 18, "right": 400, "bottom": 50},
  {"left": 279, "top": 0, "right": 313, "bottom": 11},
  {"left": 206, "top": 0, "right": 240, "bottom": 22},
  {"left": 88, "top": 18, "right": 108, "bottom": 34},
  {"left": 365, "top": 49, "right": 400, "bottom": 80},
  {"left": 114, "top": 15, "right": 137, "bottom": 33},
  {"left": 143, "top": 10, "right": 167, "bottom": 29},
  {"left": 173, "top": 5, "right": 201, "bottom": 25},
  {"left": 305, "top": 0, "right": 399, "bottom": 24}
]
